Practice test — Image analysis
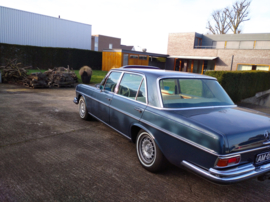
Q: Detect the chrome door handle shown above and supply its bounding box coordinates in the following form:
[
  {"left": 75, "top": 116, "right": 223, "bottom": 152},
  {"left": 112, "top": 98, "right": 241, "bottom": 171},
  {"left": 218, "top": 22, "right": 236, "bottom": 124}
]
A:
[
  {"left": 134, "top": 108, "right": 143, "bottom": 113},
  {"left": 107, "top": 98, "right": 112, "bottom": 101}
]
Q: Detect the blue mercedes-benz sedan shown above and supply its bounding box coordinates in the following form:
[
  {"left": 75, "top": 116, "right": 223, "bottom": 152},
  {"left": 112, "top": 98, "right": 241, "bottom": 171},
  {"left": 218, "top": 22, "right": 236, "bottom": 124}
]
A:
[{"left": 73, "top": 66, "right": 270, "bottom": 184}]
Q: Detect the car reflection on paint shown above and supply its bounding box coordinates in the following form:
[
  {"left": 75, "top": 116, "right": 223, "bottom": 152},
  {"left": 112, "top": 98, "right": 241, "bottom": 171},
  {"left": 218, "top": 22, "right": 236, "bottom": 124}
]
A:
[{"left": 74, "top": 65, "right": 270, "bottom": 184}]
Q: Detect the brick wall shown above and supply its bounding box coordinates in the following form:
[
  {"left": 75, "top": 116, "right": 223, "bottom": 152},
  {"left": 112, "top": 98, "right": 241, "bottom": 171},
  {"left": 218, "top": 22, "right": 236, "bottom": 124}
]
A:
[
  {"left": 97, "top": 35, "right": 121, "bottom": 51},
  {"left": 167, "top": 33, "right": 270, "bottom": 71}
]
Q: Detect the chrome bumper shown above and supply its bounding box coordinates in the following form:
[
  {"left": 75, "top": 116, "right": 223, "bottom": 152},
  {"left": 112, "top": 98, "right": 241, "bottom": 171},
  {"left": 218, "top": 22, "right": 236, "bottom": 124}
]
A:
[
  {"left": 73, "top": 97, "right": 79, "bottom": 104},
  {"left": 181, "top": 160, "right": 270, "bottom": 184}
]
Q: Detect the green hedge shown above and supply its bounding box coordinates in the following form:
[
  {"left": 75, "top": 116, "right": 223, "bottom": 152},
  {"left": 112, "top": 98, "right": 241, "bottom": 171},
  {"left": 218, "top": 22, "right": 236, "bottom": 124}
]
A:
[
  {"left": 205, "top": 71, "right": 270, "bottom": 103},
  {"left": 0, "top": 43, "right": 102, "bottom": 70}
]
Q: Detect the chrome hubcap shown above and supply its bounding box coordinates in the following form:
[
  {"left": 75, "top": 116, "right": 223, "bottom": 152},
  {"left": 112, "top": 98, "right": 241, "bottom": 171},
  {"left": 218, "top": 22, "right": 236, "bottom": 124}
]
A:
[
  {"left": 139, "top": 134, "right": 155, "bottom": 164},
  {"left": 80, "top": 101, "right": 85, "bottom": 117}
]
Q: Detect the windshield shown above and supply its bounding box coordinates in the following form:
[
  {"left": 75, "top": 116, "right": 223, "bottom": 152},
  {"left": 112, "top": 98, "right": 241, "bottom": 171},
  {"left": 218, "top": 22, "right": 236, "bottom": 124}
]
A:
[{"left": 159, "top": 78, "right": 234, "bottom": 108}]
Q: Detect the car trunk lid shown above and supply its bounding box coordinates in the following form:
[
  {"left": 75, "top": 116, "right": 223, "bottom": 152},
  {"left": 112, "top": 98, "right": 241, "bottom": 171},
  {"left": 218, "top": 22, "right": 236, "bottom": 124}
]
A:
[{"left": 170, "top": 106, "right": 270, "bottom": 153}]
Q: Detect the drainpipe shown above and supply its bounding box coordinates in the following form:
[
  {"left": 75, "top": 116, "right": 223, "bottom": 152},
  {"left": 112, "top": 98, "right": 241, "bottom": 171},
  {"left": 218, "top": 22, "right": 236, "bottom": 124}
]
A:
[{"left": 230, "top": 55, "right": 234, "bottom": 71}]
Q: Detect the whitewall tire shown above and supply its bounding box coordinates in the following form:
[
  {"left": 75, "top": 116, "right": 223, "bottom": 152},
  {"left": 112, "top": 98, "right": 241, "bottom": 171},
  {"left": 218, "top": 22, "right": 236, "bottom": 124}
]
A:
[{"left": 136, "top": 129, "right": 168, "bottom": 172}]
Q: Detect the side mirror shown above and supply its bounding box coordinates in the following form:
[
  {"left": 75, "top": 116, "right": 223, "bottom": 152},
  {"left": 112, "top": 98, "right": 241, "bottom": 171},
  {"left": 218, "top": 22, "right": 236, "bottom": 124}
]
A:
[{"left": 99, "top": 85, "right": 104, "bottom": 92}]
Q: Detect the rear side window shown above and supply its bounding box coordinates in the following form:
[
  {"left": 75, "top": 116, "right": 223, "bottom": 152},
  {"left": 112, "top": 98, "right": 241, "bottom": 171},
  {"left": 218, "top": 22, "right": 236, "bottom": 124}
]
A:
[
  {"left": 117, "top": 73, "right": 144, "bottom": 101},
  {"left": 104, "top": 72, "right": 122, "bottom": 92}
]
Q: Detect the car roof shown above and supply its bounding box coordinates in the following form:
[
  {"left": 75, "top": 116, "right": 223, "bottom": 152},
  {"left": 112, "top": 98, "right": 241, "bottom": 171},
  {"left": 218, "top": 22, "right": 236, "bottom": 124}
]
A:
[{"left": 111, "top": 68, "right": 216, "bottom": 80}]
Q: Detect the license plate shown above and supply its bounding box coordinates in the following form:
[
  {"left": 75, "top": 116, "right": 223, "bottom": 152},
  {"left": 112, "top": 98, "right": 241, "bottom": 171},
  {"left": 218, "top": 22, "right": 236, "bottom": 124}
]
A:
[{"left": 256, "top": 151, "right": 270, "bottom": 164}]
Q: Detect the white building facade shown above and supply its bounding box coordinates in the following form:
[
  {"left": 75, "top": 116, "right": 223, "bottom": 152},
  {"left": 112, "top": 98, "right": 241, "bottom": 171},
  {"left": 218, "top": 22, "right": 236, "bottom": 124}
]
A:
[{"left": 0, "top": 6, "right": 92, "bottom": 50}]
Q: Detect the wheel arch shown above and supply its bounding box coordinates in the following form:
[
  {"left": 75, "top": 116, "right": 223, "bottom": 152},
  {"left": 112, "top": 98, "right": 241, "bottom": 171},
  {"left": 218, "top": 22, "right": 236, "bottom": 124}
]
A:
[
  {"left": 130, "top": 123, "right": 155, "bottom": 143},
  {"left": 78, "top": 94, "right": 87, "bottom": 104}
]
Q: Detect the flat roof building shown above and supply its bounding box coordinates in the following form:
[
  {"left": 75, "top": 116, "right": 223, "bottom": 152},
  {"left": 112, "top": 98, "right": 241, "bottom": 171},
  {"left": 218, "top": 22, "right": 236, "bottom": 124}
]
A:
[
  {"left": 0, "top": 6, "right": 92, "bottom": 50},
  {"left": 167, "top": 32, "right": 270, "bottom": 73}
]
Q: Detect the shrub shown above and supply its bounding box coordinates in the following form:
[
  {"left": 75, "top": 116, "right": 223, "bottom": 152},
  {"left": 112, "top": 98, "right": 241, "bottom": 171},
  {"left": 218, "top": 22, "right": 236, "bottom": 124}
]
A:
[
  {"left": 79, "top": 66, "right": 92, "bottom": 84},
  {"left": 205, "top": 71, "right": 270, "bottom": 103}
]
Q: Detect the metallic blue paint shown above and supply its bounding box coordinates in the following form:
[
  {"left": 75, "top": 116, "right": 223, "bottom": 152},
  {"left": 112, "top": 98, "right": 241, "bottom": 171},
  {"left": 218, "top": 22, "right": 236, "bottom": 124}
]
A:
[{"left": 74, "top": 68, "right": 270, "bottom": 184}]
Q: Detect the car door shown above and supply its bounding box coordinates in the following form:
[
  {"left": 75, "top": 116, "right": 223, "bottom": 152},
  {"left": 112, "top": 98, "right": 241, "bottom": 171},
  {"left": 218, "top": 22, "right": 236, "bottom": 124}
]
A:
[
  {"left": 110, "top": 72, "right": 147, "bottom": 137},
  {"left": 91, "top": 71, "right": 122, "bottom": 123}
]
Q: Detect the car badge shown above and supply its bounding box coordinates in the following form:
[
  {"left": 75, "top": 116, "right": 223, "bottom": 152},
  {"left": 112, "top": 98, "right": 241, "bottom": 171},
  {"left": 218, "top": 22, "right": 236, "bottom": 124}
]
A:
[{"left": 264, "top": 130, "right": 270, "bottom": 141}]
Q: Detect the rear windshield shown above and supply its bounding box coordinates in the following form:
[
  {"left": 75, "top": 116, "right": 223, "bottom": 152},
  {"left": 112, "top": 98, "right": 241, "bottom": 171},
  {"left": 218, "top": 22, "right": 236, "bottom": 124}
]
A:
[{"left": 159, "top": 78, "right": 234, "bottom": 108}]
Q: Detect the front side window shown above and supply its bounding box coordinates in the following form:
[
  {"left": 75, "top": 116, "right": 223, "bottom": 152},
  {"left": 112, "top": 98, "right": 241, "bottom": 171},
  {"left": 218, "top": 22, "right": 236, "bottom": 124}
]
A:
[
  {"left": 117, "top": 73, "right": 144, "bottom": 101},
  {"left": 104, "top": 72, "right": 122, "bottom": 92},
  {"left": 160, "top": 78, "right": 234, "bottom": 108}
]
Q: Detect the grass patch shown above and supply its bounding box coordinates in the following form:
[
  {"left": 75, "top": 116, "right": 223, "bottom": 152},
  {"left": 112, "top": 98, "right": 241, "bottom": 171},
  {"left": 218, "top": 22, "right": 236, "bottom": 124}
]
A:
[{"left": 27, "top": 69, "right": 108, "bottom": 84}]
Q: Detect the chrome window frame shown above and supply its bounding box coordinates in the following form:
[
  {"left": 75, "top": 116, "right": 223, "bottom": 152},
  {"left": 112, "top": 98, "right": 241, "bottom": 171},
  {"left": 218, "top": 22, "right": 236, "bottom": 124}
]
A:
[
  {"left": 156, "top": 76, "right": 236, "bottom": 110},
  {"left": 102, "top": 70, "right": 123, "bottom": 94},
  {"left": 114, "top": 71, "right": 148, "bottom": 105}
]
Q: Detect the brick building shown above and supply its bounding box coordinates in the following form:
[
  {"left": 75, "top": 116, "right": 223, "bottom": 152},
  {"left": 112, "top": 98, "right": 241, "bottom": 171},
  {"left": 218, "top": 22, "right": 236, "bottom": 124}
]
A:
[
  {"left": 91, "top": 35, "right": 121, "bottom": 51},
  {"left": 166, "top": 32, "right": 270, "bottom": 73}
]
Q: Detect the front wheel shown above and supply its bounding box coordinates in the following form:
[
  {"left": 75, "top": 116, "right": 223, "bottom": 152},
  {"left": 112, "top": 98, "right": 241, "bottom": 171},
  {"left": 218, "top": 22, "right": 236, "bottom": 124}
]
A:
[
  {"left": 79, "top": 96, "right": 90, "bottom": 120},
  {"left": 136, "top": 129, "right": 168, "bottom": 172}
]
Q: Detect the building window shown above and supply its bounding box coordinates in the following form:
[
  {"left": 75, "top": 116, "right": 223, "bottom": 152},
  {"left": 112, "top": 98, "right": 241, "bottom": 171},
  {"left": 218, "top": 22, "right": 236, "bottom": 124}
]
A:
[
  {"left": 212, "top": 41, "right": 225, "bottom": 49},
  {"left": 239, "top": 41, "right": 254, "bottom": 49},
  {"left": 130, "top": 55, "right": 138, "bottom": 59},
  {"left": 139, "top": 55, "right": 147, "bottom": 60},
  {"left": 226, "top": 41, "right": 240, "bottom": 49},
  {"left": 237, "top": 64, "right": 269, "bottom": 71},
  {"left": 203, "top": 60, "right": 215, "bottom": 73},
  {"left": 255, "top": 41, "right": 270, "bottom": 49},
  {"left": 123, "top": 54, "right": 129, "bottom": 66},
  {"left": 194, "top": 37, "right": 202, "bottom": 48},
  {"left": 109, "top": 44, "right": 113, "bottom": 49},
  {"left": 94, "top": 37, "right": 98, "bottom": 51}
]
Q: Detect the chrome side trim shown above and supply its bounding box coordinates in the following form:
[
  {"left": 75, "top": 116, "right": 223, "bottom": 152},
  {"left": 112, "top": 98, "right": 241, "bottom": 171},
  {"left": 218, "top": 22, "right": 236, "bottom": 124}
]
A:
[
  {"left": 77, "top": 90, "right": 110, "bottom": 107},
  {"left": 222, "top": 145, "right": 270, "bottom": 156},
  {"left": 89, "top": 112, "right": 131, "bottom": 140},
  {"left": 132, "top": 123, "right": 155, "bottom": 139},
  {"left": 147, "top": 104, "right": 237, "bottom": 111},
  {"left": 77, "top": 91, "right": 142, "bottom": 121},
  {"left": 139, "top": 118, "right": 219, "bottom": 156},
  {"left": 77, "top": 90, "right": 223, "bottom": 156},
  {"left": 182, "top": 160, "right": 270, "bottom": 184},
  {"left": 75, "top": 91, "right": 270, "bottom": 157},
  {"left": 157, "top": 75, "right": 217, "bottom": 80},
  {"left": 110, "top": 104, "right": 140, "bottom": 121}
]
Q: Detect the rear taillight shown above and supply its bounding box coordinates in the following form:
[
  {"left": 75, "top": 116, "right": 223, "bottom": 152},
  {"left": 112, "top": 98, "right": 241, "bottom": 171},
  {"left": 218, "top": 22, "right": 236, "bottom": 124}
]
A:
[{"left": 215, "top": 155, "right": 241, "bottom": 168}]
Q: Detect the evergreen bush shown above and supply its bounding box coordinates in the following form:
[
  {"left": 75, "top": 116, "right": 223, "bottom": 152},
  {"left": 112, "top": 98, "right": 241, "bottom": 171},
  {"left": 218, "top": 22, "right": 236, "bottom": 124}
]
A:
[
  {"left": 205, "top": 71, "right": 270, "bottom": 103},
  {"left": 0, "top": 43, "right": 102, "bottom": 70}
]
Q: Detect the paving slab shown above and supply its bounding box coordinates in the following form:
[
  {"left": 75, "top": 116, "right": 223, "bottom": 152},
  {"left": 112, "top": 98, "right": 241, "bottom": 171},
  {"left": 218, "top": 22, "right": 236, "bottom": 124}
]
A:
[{"left": 1, "top": 83, "right": 270, "bottom": 201}]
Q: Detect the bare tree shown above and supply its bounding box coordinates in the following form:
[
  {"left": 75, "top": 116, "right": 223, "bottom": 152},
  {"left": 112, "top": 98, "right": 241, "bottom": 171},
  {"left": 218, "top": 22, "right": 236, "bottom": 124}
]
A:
[
  {"left": 206, "top": 0, "right": 251, "bottom": 34},
  {"left": 206, "top": 9, "right": 230, "bottom": 34},
  {"left": 225, "top": 0, "right": 251, "bottom": 34}
]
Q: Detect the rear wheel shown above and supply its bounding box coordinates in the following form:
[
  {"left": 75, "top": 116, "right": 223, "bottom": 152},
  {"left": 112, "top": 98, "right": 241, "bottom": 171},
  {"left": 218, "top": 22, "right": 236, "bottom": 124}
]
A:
[
  {"left": 136, "top": 129, "right": 168, "bottom": 172},
  {"left": 79, "top": 96, "right": 90, "bottom": 120}
]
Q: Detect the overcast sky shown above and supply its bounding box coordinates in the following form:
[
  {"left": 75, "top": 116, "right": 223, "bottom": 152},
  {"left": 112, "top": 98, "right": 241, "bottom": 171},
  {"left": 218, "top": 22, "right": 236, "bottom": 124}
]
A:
[{"left": 1, "top": 0, "right": 270, "bottom": 53}]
